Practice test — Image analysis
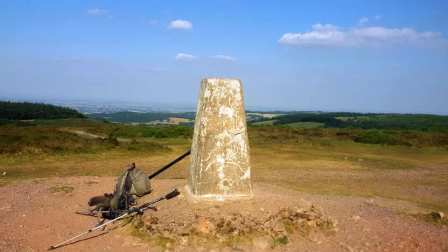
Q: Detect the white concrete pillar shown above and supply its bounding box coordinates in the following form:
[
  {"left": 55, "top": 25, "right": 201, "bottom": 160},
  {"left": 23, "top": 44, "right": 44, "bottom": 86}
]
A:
[{"left": 187, "top": 78, "right": 253, "bottom": 200}]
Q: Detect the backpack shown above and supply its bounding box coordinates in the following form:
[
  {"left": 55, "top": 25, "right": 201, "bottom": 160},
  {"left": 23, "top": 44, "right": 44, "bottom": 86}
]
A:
[{"left": 89, "top": 163, "right": 152, "bottom": 218}]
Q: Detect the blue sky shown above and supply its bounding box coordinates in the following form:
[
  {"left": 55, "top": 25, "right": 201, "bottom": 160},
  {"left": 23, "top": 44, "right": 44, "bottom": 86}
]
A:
[{"left": 1, "top": 0, "right": 447, "bottom": 114}]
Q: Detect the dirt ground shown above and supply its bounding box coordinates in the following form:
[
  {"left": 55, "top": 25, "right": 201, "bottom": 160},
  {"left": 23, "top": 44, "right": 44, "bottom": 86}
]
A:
[{"left": 0, "top": 177, "right": 447, "bottom": 252}]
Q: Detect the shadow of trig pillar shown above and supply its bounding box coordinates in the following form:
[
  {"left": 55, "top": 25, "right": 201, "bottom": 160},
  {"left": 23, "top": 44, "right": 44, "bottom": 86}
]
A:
[{"left": 187, "top": 78, "right": 253, "bottom": 201}]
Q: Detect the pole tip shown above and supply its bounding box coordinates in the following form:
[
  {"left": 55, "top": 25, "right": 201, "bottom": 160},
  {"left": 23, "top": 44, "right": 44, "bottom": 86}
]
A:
[{"left": 165, "top": 188, "right": 180, "bottom": 200}]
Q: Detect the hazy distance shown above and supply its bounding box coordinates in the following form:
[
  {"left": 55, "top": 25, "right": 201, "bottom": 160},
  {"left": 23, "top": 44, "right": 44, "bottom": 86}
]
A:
[{"left": 1, "top": 1, "right": 447, "bottom": 114}]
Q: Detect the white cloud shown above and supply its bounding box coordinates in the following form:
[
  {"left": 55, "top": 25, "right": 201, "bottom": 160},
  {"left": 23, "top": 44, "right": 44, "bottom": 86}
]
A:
[
  {"left": 86, "top": 8, "right": 109, "bottom": 16},
  {"left": 175, "top": 53, "right": 196, "bottom": 61},
  {"left": 358, "top": 17, "right": 369, "bottom": 25},
  {"left": 279, "top": 24, "right": 347, "bottom": 47},
  {"left": 211, "top": 55, "right": 237, "bottom": 61},
  {"left": 168, "top": 19, "right": 193, "bottom": 30},
  {"left": 279, "top": 23, "right": 445, "bottom": 47}
]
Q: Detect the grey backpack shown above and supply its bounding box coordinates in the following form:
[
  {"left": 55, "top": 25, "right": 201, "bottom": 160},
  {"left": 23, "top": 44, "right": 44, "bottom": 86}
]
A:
[{"left": 109, "top": 163, "right": 152, "bottom": 211}]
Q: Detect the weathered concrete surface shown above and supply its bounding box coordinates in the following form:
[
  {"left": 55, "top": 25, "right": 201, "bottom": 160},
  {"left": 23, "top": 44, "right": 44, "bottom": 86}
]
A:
[{"left": 187, "top": 78, "right": 253, "bottom": 200}]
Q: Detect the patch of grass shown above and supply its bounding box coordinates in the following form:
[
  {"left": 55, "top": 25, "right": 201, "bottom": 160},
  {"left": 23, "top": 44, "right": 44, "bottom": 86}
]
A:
[
  {"left": 354, "top": 129, "right": 409, "bottom": 146},
  {"left": 414, "top": 212, "right": 448, "bottom": 226},
  {"left": 153, "top": 236, "right": 177, "bottom": 250},
  {"left": 125, "top": 139, "right": 171, "bottom": 152},
  {"left": 248, "top": 126, "right": 448, "bottom": 148},
  {"left": 251, "top": 120, "right": 276, "bottom": 126},
  {"left": 0, "top": 122, "right": 172, "bottom": 156},
  {"left": 48, "top": 185, "right": 74, "bottom": 193},
  {"left": 272, "top": 235, "right": 288, "bottom": 247},
  {"left": 129, "top": 217, "right": 177, "bottom": 250},
  {"left": 0, "top": 144, "right": 191, "bottom": 186},
  {"left": 251, "top": 140, "right": 448, "bottom": 212},
  {"left": 285, "top": 122, "right": 324, "bottom": 128},
  {"left": 101, "top": 125, "right": 193, "bottom": 139},
  {"left": 0, "top": 125, "right": 114, "bottom": 155}
]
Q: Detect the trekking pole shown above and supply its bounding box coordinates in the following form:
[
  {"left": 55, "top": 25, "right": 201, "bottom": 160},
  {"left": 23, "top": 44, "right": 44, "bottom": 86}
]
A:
[
  {"left": 49, "top": 188, "right": 180, "bottom": 250},
  {"left": 148, "top": 149, "right": 191, "bottom": 179}
]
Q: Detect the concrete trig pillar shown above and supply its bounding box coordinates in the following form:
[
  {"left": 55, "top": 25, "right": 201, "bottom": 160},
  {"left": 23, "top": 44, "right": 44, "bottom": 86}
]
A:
[{"left": 187, "top": 78, "right": 253, "bottom": 200}]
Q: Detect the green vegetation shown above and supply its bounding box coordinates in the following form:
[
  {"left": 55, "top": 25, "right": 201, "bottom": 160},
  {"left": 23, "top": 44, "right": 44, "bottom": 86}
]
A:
[
  {"left": 90, "top": 111, "right": 287, "bottom": 124},
  {"left": 48, "top": 185, "right": 74, "bottom": 194},
  {"left": 0, "top": 120, "right": 172, "bottom": 155},
  {"left": 252, "top": 112, "right": 448, "bottom": 132},
  {"left": 1, "top": 115, "right": 447, "bottom": 213},
  {"left": 284, "top": 122, "right": 324, "bottom": 128},
  {"left": 89, "top": 111, "right": 195, "bottom": 123},
  {"left": 417, "top": 212, "right": 448, "bottom": 226},
  {"left": 0, "top": 101, "right": 85, "bottom": 120},
  {"left": 105, "top": 124, "right": 193, "bottom": 139},
  {"left": 251, "top": 120, "right": 275, "bottom": 126},
  {"left": 272, "top": 235, "right": 289, "bottom": 246},
  {"left": 249, "top": 126, "right": 448, "bottom": 148}
]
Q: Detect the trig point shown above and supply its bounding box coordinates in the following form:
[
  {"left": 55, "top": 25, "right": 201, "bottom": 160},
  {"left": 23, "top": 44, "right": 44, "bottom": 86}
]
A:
[{"left": 187, "top": 78, "right": 253, "bottom": 201}]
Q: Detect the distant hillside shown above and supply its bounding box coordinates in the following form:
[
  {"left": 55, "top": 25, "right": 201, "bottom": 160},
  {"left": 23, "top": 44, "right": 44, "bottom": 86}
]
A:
[
  {"left": 0, "top": 101, "right": 85, "bottom": 120},
  {"left": 89, "top": 111, "right": 196, "bottom": 124},
  {"left": 252, "top": 112, "right": 448, "bottom": 132},
  {"left": 89, "top": 111, "right": 287, "bottom": 124}
]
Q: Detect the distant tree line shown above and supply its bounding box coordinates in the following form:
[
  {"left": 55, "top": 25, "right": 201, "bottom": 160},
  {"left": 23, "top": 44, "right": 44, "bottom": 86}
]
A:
[
  {"left": 89, "top": 111, "right": 195, "bottom": 123},
  {"left": 266, "top": 112, "right": 448, "bottom": 132},
  {"left": 0, "top": 101, "right": 85, "bottom": 120}
]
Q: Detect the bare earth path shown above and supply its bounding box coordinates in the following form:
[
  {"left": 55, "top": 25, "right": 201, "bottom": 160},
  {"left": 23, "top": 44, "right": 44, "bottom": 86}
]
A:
[{"left": 0, "top": 177, "right": 447, "bottom": 252}]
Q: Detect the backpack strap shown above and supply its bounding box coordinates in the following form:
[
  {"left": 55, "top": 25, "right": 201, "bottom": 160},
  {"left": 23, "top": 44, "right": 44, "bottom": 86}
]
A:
[{"left": 110, "top": 169, "right": 130, "bottom": 211}]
